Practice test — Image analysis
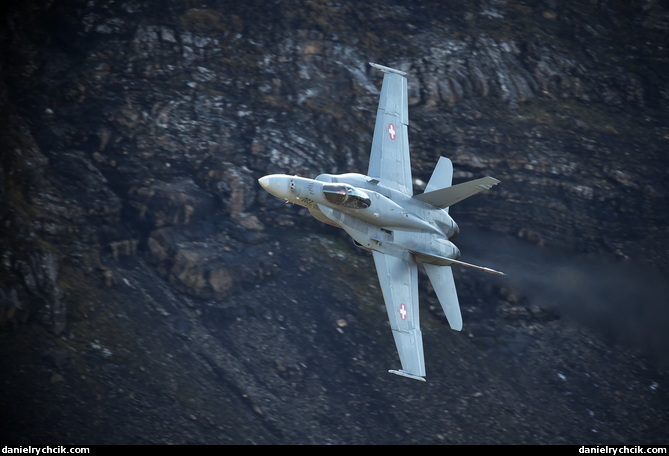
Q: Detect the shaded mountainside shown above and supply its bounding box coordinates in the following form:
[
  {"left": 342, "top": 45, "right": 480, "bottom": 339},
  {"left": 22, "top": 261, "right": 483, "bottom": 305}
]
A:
[{"left": 1, "top": 0, "right": 668, "bottom": 444}]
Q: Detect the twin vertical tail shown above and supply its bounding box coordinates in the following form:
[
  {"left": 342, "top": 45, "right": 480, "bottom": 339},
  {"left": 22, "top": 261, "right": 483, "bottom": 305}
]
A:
[
  {"left": 423, "top": 264, "right": 462, "bottom": 331},
  {"left": 415, "top": 156, "right": 504, "bottom": 331},
  {"left": 424, "top": 156, "right": 454, "bottom": 193}
]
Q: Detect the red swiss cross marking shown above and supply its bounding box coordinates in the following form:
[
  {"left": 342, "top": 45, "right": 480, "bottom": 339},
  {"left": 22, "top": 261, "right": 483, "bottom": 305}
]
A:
[
  {"left": 399, "top": 303, "right": 408, "bottom": 320},
  {"left": 388, "top": 123, "right": 396, "bottom": 140}
]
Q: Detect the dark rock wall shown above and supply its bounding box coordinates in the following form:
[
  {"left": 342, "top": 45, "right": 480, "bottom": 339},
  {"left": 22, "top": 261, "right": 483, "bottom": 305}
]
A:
[{"left": 1, "top": 0, "right": 668, "bottom": 444}]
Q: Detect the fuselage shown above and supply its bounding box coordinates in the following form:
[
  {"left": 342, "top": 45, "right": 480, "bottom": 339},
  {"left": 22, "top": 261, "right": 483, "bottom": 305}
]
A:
[{"left": 258, "top": 173, "right": 461, "bottom": 261}]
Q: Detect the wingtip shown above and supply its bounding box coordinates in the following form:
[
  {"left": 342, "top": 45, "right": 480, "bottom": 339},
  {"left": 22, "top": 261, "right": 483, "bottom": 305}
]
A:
[
  {"left": 388, "top": 369, "right": 426, "bottom": 382},
  {"left": 369, "top": 62, "right": 408, "bottom": 76}
]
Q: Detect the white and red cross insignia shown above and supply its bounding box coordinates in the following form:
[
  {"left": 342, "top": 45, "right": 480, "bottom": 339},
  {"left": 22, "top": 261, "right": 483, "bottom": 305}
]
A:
[
  {"left": 399, "top": 303, "right": 408, "bottom": 320},
  {"left": 388, "top": 123, "right": 396, "bottom": 140}
]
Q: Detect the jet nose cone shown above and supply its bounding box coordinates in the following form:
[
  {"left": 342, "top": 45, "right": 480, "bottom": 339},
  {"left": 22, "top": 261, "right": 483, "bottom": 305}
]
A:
[
  {"left": 258, "top": 176, "right": 270, "bottom": 189},
  {"left": 258, "top": 174, "right": 290, "bottom": 199}
]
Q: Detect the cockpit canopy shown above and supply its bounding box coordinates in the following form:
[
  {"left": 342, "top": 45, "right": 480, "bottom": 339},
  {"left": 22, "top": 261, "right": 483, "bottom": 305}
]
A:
[{"left": 322, "top": 183, "right": 371, "bottom": 209}]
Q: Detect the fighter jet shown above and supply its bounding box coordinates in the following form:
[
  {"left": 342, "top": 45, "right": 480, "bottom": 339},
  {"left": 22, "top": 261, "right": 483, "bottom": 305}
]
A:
[{"left": 258, "top": 62, "right": 503, "bottom": 382}]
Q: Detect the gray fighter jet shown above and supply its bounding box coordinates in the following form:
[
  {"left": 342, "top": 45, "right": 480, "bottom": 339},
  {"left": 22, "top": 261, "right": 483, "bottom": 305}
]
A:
[{"left": 258, "top": 62, "right": 503, "bottom": 382}]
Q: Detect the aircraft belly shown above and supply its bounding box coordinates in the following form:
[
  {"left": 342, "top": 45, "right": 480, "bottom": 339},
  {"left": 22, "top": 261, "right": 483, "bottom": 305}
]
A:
[{"left": 308, "top": 206, "right": 341, "bottom": 228}]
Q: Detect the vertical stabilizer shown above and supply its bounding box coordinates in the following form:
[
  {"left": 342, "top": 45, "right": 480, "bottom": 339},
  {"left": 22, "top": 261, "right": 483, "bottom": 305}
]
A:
[
  {"left": 423, "top": 264, "right": 462, "bottom": 331},
  {"left": 424, "top": 156, "right": 453, "bottom": 193}
]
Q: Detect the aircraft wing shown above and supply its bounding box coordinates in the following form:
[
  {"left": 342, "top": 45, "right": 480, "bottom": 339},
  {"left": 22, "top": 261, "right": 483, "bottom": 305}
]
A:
[
  {"left": 371, "top": 250, "right": 426, "bottom": 381},
  {"left": 368, "top": 63, "right": 412, "bottom": 196}
]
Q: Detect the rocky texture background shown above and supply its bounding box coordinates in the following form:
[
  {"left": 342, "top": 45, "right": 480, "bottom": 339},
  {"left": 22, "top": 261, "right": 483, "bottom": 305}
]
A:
[{"left": 1, "top": 0, "right": 668, "bottom": 444}]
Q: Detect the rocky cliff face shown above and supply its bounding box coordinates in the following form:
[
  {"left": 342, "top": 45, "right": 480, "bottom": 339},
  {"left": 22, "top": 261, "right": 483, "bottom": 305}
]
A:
[{"left": 1, "top": 0, "right": 668, "bottom": 444}]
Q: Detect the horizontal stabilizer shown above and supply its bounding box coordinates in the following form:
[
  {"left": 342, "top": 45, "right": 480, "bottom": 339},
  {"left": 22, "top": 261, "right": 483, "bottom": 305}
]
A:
[
  {"left": 389, "top": 369, "right": 426, "bottom": 382},
  {"left": 448, "top": 258, "right": 506, "bottom": 276},
  {"left": 414, "top": 176, "right": 500, "bottom": 209},
  {"left": 410, "top": 249, "right": 505, "bottom": 276}
]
